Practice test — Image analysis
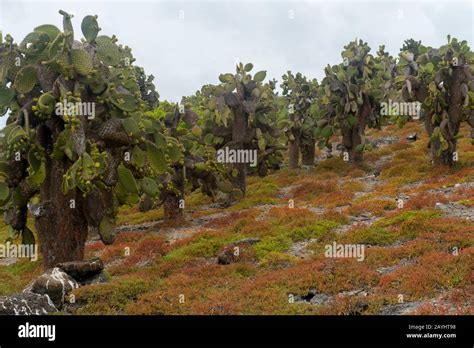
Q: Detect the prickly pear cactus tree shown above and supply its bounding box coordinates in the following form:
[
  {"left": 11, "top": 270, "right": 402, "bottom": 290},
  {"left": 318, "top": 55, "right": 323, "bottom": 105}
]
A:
[
  {"left": 146, "top": 99, "right": 232, "bottom": 219},
  {"left": 279, "top": 71, "right": 319, "bottom": 167},
  {"left": 320, "top": 40, "right": 395, "bottom": 162},
  {"left": 397, "top": 36, "right": 474, "bottom": 166},
  {"left": 196, "top": 63, "right": 281, "bottom": 196},
  {"left": 0, "top": 11, "right": 160, "bottom": 268},
  {"left": 400, "top": 39, "right": 423, "bottom": 69}
]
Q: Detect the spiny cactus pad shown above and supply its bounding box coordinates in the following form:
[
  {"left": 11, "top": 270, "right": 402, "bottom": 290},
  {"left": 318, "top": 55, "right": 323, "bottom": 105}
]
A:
[
  {"left": 0, "top": 86, "right": 15, "bottom": 106},
  {"left": 81, "top": 15, "right": 100, "bottom": 43},
  {"left": 14, "top": 65, "right": 37, "bottom": 94},
  {"left": 96, "top": 36, "right": 121, "bottom": 66},
  {"left": 70, "top": 48, "right": 93, "bottom": 75},
  {"left": 34, "top": 24, "right": 61, "bottom": 41}
]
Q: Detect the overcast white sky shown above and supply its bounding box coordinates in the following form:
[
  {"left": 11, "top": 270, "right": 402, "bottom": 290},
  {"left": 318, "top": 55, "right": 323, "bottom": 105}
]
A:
[{"left": 0, "top": 0, "right": 472, "bottom": 122}]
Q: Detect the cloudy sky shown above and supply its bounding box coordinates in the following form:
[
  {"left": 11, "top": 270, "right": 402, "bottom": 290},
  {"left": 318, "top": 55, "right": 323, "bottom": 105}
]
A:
[{"left": 0, "top": 0, "right": 472, "bottom": 108}]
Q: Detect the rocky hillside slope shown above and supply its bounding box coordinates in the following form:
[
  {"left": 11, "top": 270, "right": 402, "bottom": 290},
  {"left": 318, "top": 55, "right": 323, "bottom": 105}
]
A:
[{"left": 0, "top": 121, "right": 472, "bottom": 315}]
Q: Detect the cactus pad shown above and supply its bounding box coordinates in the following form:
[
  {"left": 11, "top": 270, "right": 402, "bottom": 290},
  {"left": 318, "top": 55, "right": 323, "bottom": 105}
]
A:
[
  {"left": 0, "top": 86, "right": 15, "bottom": 106},
  {"left": 146, "top": 143, "right": 168, "bottom": 174},
  {"left": 112, "top": 93, "right": 139, "bottom": 111},
  {"left": 14, "top": 65, "right": 38, "bottom": 94},
  {"left": 96, "top": 36, "right": 121, "bottom": 66},
  {"left": 70, "top": 48, "right": 93, "bottom": 75},
  {"left": 98, "top": 217, "right": 116, "bottom": 245},
  {"left": 81, "top": 15, "right": 100, "bottom": 43},
  {"left": 34, "top": 24, "right": 61, "bottom": 41},
  {"left": 131, "top": 145, "right": 146, "bottom": 168},
  {"left": 117, "top": 163, "right": 139, "bottom": 194},
  {"left": 140, "top": 177, "right": 159, "bottom": 197},
  {"left": 19, "top": 31, "right": 49, "bottom": 57}
]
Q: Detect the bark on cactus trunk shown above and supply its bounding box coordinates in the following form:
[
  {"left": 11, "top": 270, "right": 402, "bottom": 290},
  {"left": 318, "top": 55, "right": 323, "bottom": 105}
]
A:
[
  {"left": 301, "top": 139, "right": 315, "bottom": 166},
  {"left": 431, "top": 145, "right": 456, "bottom": 166},
  {"left": 231, "top": 105, "right": 247, "bottom": 195},
  {"left": 341, "top": 97, "right": 369, "bottom": 163},
  {"left": 163, "top": 194, "right": 183, "bottom": 220},
  {"left": 232, "top": 162, "right": 247, "bottom": 195},
  {"left": 35, "top": 157, "right": 88, "bottom": 269},
  {"left": 441, "top": 64, "right": 464, "bottom": 167},
  {"left": 257, "top": 161, "right": 268, "bottom": 177},
  {"left": 288, "top": 138, "right": 300, "bottom": 168},
  {"left": 138, "top": 194, "right": 153, "bottom": 212},
  {"left": 163, "top": 165, "right": 185, "bottom": 220},
  {"left": 341, "top": 126, "right": 363, "bottom": 163}
]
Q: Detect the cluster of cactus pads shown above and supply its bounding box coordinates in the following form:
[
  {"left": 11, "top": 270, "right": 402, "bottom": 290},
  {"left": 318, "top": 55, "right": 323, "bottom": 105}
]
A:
[
  {"left": 279, "top": 71, "right": 320, "bottom": 167},
  {"left": 143, "top": 100, "right": 235, "bottom": 218},
  {"left": 319, "top": 40, "right": 397, "bottom": 162},
  {"left": 0, "top": 10, "right": 171, "bottom": 267},
  {"left": 397, "top": 37, "right": 474, "bottom": 166},
  {"left": 192, "top": 63, "right": 283, "bottom": 196}
]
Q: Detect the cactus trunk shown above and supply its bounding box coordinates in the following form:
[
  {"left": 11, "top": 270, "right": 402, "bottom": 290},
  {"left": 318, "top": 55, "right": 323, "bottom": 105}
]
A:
[
  {"left": 35, "top": 157, "right": 88, "bottom": 269},
  {"left": 341, "top": 125, "right": 363, "bottom": 163},
  {"left": 350, "top": 127, "right": 364, "bottom": 163},
  {"left": 301, "top": 139, "right": 315, "bottom": 166},
  {"left": 428, "top": 122, "right": 457, "bottom": 167},
  {"left": 163, "top": 193, "right": 183, "bottom": 220},
  {"left": 431, "top": 145, "right": 456, "bottom": 167},
  {"left": 163, "top": 165, "right": 185, "bottom": 220},
  {"left": 232, "top": 162, "right": 247, "bottom": 194},
  {"left": 342, "top": 97, "right": 370, "bottom": 163},
  {"left": 231, "top": 106, "right": 247, "bottom": 195},
  {"left": 139, "top": 194, "right": 153, "bottom": 212},
  {"left": 288, "top": 139, "right": 300, "bottom": 168},
  {"left": 257, "top": 161, "right": 268, "bottom": 177}
]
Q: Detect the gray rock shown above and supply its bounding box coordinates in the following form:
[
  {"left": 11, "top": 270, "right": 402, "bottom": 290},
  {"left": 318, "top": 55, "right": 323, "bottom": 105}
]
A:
[
  {"left": 0, "top": 257, "right": 19, "bottom": 266},
  {"left": 368, "top": 136, "right": 399, "bottom": 148},
  {"left": 294, "top": 289, "right": 333, "bottom": 306},
  {"left": 376, "top": 258, "right": 413, "bottom": 275},
  {"left": 308, "top": 293, "right": 332, "bottom": 305},
  {"left": 56, "top": 258, "right": 104, "bottom": 281},
  {"left": 80, "top": 271, "right": 108, "bottom": 286},
  {"left": 287, "top": 239, "right": 318, "bottom": 259},
  {"left": 435, "top": 202, "right": 473, "bottom": 220},
  {"left": 338, "top": 289, "right": 368, "bottom": 297},
  {"left": 0, "top": 293, "right": 57, "bottom": 315},
  {"left": 115, "top": 221, "right": 156, "bottom": 233},
  {"left": 295, "top": 288, "right": 369, "bottom": 310},
  {"left": 25, "top": 267, "right": 79, "bottom": 308},
  {"left": 379, "top": 302, "right": 424, "bottom": 315}
]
